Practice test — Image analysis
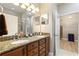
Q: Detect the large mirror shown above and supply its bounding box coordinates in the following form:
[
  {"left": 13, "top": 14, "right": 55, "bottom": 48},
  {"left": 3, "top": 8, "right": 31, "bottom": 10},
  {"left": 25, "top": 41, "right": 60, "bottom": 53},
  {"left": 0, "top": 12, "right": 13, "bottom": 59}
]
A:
[{"left": 0, "top": 3, "right": 39, "bottom": 36}]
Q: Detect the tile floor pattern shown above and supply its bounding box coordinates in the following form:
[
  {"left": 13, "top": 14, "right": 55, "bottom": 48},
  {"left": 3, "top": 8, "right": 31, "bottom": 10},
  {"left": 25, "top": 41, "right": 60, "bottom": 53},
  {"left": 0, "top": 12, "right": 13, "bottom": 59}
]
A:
[
  {"left": 60, "top": 38, "right": 78, "bottom": 53},
  {"left": 57, "top": 49, "right": 78, "bottom": 56}
]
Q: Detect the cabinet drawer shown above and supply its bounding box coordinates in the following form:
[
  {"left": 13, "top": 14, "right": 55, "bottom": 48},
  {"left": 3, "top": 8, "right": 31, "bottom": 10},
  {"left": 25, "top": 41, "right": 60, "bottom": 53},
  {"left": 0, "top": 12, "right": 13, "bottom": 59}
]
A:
[
  {"left": 27, "top": 41, "right": 38, "bottom": 51},
  {"left": 28, "top": 48, "right": 38, "bottom": 56},
  {"left": 39, "top": 39, "right": 45, "bottom": 45}
]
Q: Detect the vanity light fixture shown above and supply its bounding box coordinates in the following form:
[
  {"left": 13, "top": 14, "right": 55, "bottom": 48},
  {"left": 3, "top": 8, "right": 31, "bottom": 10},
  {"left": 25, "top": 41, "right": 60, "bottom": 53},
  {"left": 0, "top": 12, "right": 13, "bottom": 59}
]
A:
[
  {"left": 13, "top": 3, "right": 39, "bottom": 14},
  {"left": 21, "top": 4, "right": 26, "bottom": 9}
]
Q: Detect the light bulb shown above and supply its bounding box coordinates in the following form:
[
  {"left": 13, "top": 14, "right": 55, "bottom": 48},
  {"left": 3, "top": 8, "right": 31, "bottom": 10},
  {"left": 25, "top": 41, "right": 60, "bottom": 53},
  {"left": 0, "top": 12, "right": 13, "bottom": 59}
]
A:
[
  {"left": 21, "top": 4, "right": 26, "bottom": 9},
  {"left": 32, "top": 10, "right": 36, "bottom": 13},
  {"left": 30, "top": 4, "right": 35, "bottom": 9},
  {"left": 24, "top": 3, "right": 30, "bottom": 7}
]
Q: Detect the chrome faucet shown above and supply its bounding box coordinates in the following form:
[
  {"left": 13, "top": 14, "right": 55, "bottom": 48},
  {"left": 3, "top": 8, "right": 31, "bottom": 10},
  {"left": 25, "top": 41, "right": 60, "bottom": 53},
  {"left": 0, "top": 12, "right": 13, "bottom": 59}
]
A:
[
  {"left": 13, "top": 35, "right": 16, "bottom": 40},
  {"left": 13, "top": 33, "right": 18, "bottom": 40}
]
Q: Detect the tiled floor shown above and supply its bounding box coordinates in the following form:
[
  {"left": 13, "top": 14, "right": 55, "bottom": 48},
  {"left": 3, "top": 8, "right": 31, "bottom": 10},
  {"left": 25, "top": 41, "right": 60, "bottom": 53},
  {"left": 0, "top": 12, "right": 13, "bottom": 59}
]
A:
[
  {"left": 60, "top": 38, "right": 78, "bottom": 53},
  {"left": 57, "top": 49, "right": 78, "bottom": 56}
]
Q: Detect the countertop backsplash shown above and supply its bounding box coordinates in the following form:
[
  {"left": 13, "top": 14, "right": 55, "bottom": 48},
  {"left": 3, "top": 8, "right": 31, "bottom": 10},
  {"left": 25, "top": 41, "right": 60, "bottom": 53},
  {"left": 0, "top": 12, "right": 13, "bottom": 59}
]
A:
[
  {"left": 0, "top": 32, "right": 50, "bottom": 42},
  {"left": 0, "top": 36, "right": 13, "bottom": 42}
]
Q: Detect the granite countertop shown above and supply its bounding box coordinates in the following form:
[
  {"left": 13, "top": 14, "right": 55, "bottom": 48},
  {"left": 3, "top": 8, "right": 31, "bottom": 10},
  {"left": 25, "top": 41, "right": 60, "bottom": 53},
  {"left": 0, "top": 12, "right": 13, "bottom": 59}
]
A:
[{"left": 0, "top": 35, "right": 49, "bottom": 54}]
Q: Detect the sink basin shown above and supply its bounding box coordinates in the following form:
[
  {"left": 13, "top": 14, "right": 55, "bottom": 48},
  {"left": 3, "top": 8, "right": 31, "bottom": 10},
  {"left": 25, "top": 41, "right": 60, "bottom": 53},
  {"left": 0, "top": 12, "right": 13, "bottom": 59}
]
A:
[{"left": 11, "top": 40, "right": 29, "bottom": 44}]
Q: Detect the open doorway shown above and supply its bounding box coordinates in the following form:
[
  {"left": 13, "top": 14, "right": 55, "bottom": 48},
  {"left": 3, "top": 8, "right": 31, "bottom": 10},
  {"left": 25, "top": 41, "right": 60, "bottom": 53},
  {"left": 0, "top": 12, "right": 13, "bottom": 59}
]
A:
[{"left": 60, "top": 13, "right": 78, "bottom": 53}]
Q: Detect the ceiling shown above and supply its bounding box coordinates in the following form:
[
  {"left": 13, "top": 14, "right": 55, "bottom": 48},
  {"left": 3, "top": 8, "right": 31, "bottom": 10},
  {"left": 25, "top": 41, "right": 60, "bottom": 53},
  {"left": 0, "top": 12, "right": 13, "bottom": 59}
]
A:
[{"left": 0, "top": 3, "right": 40, "bottom": 14}]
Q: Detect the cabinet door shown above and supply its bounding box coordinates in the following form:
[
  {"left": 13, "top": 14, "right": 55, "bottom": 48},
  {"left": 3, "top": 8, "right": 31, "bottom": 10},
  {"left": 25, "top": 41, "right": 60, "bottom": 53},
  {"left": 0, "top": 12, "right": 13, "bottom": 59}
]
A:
[
  {"left": 39, "top": 48, "right": 45, "bottom": 56},
  {"left": 38, "top": 38, "right": 46, "bottom": 56},
  {"left": 1, "top": 47, "right": 24, "bottom": 56}
]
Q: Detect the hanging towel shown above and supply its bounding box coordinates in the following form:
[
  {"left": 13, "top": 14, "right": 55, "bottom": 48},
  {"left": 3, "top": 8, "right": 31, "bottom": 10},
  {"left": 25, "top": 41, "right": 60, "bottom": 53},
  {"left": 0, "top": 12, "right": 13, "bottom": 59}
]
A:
[{"left": 0, "top": 14, "right": 8, "bottom": 36}]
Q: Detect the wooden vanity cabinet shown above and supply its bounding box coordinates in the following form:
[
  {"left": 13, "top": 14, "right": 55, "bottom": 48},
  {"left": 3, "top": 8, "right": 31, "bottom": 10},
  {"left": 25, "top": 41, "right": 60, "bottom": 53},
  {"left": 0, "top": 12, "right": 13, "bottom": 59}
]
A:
[
  {"left": 0, "top": 36, "right": 50, "bottom": 56},
  {"left": 1, "top": 47, "right": 24, "bottom": 56}
]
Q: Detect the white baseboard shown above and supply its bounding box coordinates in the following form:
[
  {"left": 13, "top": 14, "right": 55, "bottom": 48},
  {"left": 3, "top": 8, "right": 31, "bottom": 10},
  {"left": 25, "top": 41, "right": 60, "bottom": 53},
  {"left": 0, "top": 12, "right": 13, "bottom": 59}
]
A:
[
  {"left": 48, "top": 52, "right": 53, "bottom": 56},
  {"left": 61, "top": 38, "right": 67, "bottom": 40}
]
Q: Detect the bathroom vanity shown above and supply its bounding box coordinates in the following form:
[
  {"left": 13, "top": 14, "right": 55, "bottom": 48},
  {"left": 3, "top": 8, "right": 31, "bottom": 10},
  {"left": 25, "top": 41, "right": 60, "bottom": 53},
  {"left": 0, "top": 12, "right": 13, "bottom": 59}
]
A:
[{"left": 0, "top": 35, "right": 50, "bottom": 56}]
